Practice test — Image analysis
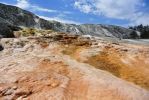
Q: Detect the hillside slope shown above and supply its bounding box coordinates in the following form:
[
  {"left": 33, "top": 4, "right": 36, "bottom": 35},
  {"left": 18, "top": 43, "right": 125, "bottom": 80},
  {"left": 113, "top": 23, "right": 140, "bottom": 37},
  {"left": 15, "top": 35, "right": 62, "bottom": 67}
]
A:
[{"left": 0, "top": 3, "right": 139, "bottom": 39}]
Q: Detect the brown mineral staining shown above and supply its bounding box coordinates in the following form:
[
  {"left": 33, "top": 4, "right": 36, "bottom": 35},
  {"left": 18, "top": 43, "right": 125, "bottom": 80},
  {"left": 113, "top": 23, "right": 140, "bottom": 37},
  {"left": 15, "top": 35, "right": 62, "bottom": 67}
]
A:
[{"left": 0, "top": 33, "right": 149, "bottom": 99}]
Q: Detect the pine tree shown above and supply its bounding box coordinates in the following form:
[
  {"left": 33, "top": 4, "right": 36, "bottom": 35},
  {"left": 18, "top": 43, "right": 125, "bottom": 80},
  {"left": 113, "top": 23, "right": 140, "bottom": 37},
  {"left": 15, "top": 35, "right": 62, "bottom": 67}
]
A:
[{"left": 129, "top": 24, "right": 149, "bottom": 39}]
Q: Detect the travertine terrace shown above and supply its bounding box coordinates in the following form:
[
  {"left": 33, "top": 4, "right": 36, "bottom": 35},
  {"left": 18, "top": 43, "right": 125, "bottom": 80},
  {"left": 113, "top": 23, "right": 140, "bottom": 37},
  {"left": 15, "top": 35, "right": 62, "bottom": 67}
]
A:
[{"left": 0, "top": 32, "right": 149, "bottom": 100}]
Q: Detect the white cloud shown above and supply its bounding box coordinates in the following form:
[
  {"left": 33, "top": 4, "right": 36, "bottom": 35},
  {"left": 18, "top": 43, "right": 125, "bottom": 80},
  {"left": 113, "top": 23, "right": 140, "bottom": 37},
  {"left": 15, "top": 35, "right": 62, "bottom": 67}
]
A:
[
  {"left": 31, "top": 5, "right": 57, "bottom": 13},
  {"left": 74, "top": 0, "right": 149, "bottom": 25},
  {"left": 0, "top": 2, "right": 12, "bottom": 5},
  {"left": 129, "top": 14, "right": 149, "bottom": 25},
  {"left": 74, "top": 1, "right": 92, "bottom": 13},
  {"left": 15, "top": 0, "right": 57, "bottom": 13},
  {"left": 15, "top": 0, "right": 72, "bottom": 14},
  {"left": 16, "top": 0, "right": 30, "bottom": 9},
  {"left": 39, "top": 16, "right": 81, "bottom": 24}
]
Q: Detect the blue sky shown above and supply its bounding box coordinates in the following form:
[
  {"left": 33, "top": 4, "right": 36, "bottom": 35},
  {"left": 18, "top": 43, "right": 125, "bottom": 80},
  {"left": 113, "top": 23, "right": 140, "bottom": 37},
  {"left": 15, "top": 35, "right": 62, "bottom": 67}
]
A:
[{"left": 0, "top": 0, "right": 149, "bottom": 26}]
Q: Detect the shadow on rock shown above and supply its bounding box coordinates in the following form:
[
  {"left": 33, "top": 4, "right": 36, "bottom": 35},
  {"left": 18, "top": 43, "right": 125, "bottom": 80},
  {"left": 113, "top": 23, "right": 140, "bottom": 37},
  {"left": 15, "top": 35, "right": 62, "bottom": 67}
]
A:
[{"left": 0, "top": 45, "right": 4, "bottom": 51}]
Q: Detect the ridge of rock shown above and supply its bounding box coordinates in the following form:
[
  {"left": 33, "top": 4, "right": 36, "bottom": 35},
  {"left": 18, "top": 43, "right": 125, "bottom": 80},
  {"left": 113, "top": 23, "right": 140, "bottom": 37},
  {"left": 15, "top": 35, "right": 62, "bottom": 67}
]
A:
[{"left": 0, "top": 3, "right": 139, "bottom": 39}]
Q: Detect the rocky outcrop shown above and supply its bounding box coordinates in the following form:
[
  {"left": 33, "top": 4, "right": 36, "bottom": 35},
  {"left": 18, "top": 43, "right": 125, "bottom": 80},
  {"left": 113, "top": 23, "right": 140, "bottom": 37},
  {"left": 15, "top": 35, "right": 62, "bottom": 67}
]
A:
[
  {"left": 0, "top": 17, "right": 20, "bottom": 38},
  {"left": 0, "top": 3, "right": 48, "bottom": 37},
  {"left": 0, "top": 3, "right": 140, "bottom": 39}
]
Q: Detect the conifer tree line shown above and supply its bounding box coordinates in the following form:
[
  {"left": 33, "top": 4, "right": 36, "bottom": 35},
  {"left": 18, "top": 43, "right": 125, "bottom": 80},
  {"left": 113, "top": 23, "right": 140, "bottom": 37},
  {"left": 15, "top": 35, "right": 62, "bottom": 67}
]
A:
[{"left": 129, "top": 24, "right": 149, "bottom": 39}]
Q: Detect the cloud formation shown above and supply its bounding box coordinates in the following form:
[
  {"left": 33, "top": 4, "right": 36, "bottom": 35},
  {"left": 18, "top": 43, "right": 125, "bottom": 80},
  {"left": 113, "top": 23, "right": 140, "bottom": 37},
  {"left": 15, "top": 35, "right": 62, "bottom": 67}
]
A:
[
  {"left": 16, "top": 0, "right": 29, "bottom": 9},
  {"left": 16, "top": 0, "right": 57, "bottom": 13},
  {"left": 74, "top": 0, "right": 149, "bottom": 25},
  {"left": 39, "top": 15, "right": 81, "bottom": 24}
]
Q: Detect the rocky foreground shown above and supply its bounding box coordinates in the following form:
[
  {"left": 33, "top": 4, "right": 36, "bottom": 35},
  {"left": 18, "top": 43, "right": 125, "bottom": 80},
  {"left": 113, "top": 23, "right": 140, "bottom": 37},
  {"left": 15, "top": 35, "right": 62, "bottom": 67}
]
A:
[{"left": 0, "top": 32, "right": 149, "bottom": 100}]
